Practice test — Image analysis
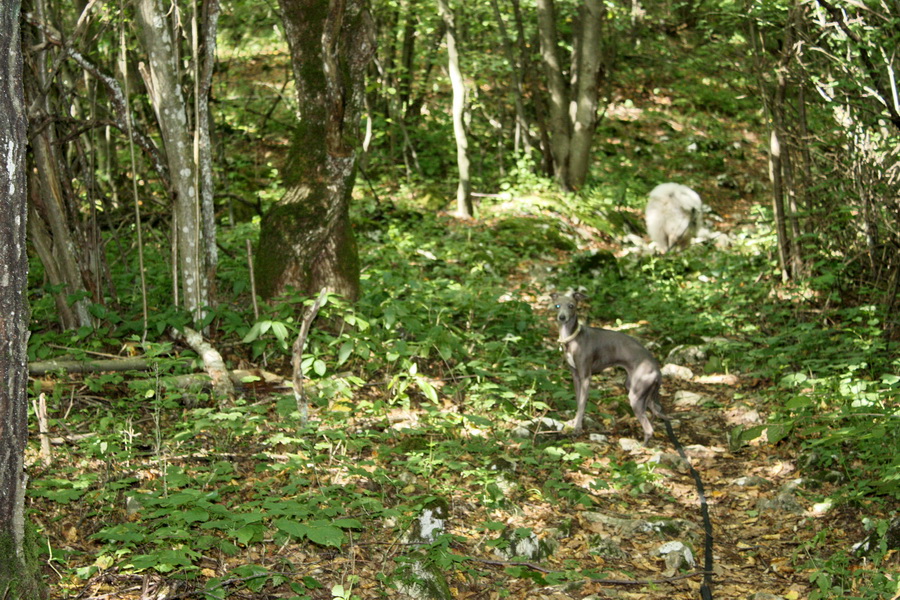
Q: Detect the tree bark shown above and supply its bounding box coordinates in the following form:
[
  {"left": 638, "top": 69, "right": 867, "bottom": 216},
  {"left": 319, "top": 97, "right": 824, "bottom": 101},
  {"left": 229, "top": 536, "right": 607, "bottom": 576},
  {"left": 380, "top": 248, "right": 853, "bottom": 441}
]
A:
[
  {"left": 134, "top": 0, "right": 206, "bottom": 322},
  {"left": 536, "top": 0, "right": 571, "bottom": 187},
  {"left": 23, "top": 0, "right": 93, "bottom": 330},
  {"left": 197, "top": 0, "right": 220, "bottom": 302},
  {"left": 567, "top": 0, "right": 605, "bottom": 189},
  {"left": 489, "top": 0, "right": 535, "bottom": 160},
  {"left": 437, "top": 0, "right": 473, "bottom": 218},
  {"left": 0, "top": 1, "right": 41, "bottom": 595},
  {"left": 769, "top": 100, "right": 792, "bottom": 282},
  {"left": 256, "top": 0, "right": 375, "bottom": 301}
]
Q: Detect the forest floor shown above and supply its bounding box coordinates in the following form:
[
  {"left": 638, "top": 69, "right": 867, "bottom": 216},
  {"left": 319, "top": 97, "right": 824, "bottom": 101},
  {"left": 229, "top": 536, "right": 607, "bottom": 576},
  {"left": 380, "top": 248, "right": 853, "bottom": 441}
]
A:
[
  {"left": 32, "top": 192, "right": 891, "bottom": 600},
  {"left": 31, "top": 30, "right": 898, "bottom": 600}
]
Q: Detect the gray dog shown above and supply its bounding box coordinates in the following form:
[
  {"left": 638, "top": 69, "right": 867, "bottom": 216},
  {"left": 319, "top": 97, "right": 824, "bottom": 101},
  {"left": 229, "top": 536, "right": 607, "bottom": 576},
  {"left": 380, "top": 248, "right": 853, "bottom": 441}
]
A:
[
  {"left": 551, "top": 291, "right": 666, "bottom": 442},
  {"left": 645, "top": 182, "right": 705, "bottom": 253}
]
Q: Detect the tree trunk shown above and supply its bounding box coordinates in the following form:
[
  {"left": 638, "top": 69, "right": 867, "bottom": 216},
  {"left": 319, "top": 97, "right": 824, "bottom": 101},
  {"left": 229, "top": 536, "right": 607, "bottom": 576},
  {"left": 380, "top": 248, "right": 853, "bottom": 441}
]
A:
[
  {"left": 513, "top": 0, "right": 554, "bottom": 175},
  {"left": 437, "top": 0, "right": 473, "bottom": 218},
  {"left": 134, "top": 0, "right": 206, "bottom": 322},
  {"left": 256, "top": 0, "right": 374, "bottom": 301},
  {"left": 769, "top": 111, "right": 792, "bottom": 282},
  {"left": 767, "top": 8, "right": 803, "bottom": 282},
  {"left": 536, "top": 0, "right": 571, "bottom": 187},
  {"left": 197, "top": 0, "right": 220, "bottom": 301},
  {"left": 567, "top": 0, "right": 605, "bottom": 189},
  {"left": 0, "top": 1, "right": 42, "bottom": 595},
  {"left": 23, "top": 0, "right": 93, "bottom": 330},
  {"left": 489, "top": 0, "right": 535, "bottom": 160}
]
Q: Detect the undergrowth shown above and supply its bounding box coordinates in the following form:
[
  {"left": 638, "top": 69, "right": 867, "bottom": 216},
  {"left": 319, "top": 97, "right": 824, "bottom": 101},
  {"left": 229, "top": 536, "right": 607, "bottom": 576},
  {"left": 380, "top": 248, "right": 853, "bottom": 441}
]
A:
[{"left": 26, "top": 200, "right": 899, "bottom": 598}]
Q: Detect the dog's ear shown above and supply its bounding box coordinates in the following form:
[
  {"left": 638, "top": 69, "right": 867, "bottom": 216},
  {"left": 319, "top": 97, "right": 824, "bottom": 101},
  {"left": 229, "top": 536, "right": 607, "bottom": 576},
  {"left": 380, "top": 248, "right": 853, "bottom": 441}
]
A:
[
  {"left": 550, "top": 292, "right": 560, "bottom": 301},
  {"left": 573, "top": 291, "right": 587, "bottom": 302}
]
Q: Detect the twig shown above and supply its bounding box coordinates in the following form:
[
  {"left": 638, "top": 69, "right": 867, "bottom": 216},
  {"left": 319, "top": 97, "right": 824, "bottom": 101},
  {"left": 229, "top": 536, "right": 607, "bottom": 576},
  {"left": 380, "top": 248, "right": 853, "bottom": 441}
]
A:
[
  {"left": 293, "top": 289, "right": 329, "bottom": 425},
  {"left": 246, "top": 239, "right": 259, "bottom": 321}
]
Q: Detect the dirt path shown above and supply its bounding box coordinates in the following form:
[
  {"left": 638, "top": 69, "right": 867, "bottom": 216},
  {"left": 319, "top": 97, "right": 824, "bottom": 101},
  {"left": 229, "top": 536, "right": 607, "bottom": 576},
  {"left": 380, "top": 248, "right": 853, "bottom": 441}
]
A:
[{"left": 493, "top": 215, "right": 821, "bottom": 600}]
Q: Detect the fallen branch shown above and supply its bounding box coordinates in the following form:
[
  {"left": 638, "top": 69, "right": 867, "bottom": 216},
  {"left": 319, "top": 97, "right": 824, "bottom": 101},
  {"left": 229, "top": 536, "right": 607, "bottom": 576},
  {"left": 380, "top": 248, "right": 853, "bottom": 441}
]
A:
[
  {"left": 29, "top": 357, "right": 160, "bottom": 375},
  {"left": 169, "top": 327, "right": 235, "bottom": 403},
  {"left": 32, "top": 393, "right": 52, "bottom": 465}
]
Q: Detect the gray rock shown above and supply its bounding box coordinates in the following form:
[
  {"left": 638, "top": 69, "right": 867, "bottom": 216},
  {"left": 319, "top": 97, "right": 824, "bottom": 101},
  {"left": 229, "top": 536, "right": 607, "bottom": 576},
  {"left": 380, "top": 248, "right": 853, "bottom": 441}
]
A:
[
  {"left": 655, "top": 541, "right": 695, "bottom": 574},
  {"left": 665, "top": 345, "right": 707, "bottom": 366},
  {"left": 589, "top": 536, "right": 628, "bottom": 560},
  {"left": 732, "top": 476, "right": 770, "bottom": 487},
  {"left": 493, "top": 528, "right": 553, "bottom": 561},
  {"left": 661, "top": 363, "right": 694, "bottom": 380},
  {"left": 673, "top": 390, "right": 706, "bottom": 407}
]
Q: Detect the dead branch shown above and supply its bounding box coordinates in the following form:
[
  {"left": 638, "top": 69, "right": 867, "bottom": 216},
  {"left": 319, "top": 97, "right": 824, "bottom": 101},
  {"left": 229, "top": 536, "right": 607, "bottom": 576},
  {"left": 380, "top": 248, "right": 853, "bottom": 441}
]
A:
[
  {"left": 293, "top": 288, "right": 329, "bottom": 425},
  {"left": 169, "top": 327, "right": 235, "bottom": 403},
  {"left": 29, "top": 357, "right": 159, "bottom": 375}
]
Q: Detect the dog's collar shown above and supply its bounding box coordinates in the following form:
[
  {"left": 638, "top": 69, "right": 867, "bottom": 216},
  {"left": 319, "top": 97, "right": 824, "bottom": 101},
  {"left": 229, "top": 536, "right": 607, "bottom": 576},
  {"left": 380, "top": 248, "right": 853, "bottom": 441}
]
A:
[{"left": 558, "top": 322, "right": 581, "bottom": 345}]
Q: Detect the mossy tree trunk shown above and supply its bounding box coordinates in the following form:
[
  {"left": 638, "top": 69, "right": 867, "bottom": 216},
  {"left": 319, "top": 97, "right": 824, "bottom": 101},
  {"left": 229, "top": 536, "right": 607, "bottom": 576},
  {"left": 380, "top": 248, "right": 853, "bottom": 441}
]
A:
[
  {"left": 535, "top": 0, "right": 611, "bottom": 191},
  {"left": 256, "top": 0, "right": 374, "bottom": 302},
  {"left": 0, "top": 1, "right": 43, "bottom": 596}
]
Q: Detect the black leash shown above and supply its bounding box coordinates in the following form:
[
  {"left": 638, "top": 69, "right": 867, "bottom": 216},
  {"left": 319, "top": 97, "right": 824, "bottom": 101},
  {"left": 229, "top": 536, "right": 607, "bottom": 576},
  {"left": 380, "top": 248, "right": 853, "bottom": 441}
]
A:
[{"left": 662, "top": 416, "right": 714, "bottom": 600}]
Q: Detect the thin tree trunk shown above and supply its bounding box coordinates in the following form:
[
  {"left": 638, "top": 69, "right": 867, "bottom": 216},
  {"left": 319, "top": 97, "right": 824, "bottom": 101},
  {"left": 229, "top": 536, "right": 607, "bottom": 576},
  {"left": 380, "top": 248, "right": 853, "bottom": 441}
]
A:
[
  {"left": 26, "top": 203, "right": 79, "bottom": 328},
  {"left": 135, "top": 0, "right": 205, "bottom": 323},
  {"left": 536, "top": 0, "right": 571, "bottom": 187},
  {"left": 796, "top": 82, "right": 815, "bottom": 236},
  {"left": 399, "top": 0, "right": 417, "bottom": 114},
  {"left": 770, "top": 8, "right": 802, "bottom": 281},
  {"left": 23, "top": 0, "right": 93, "bottom": 330},
  {"left": 769, "top": 102, "right": 792, "bottom": 281},
  {"left": 513, "top": 0, "right": 553, "bottom": 174},
  {"left": 0, "top": 1, "right": 41, "bottom": 595},
  {"left": 197, "top": 0, "right": 220, "bottom": 304},
  {"left": 567, "top": 0, "right": 605, "bottom": 189},
  {"left": 437, "top": 0, "right": 473, "bottom": 218},
  {"left": 782, "top": 131, "right": 804, "bottom": 277},
  {"left": 489, "top": 0, "right": 535, "bottom": 159}
]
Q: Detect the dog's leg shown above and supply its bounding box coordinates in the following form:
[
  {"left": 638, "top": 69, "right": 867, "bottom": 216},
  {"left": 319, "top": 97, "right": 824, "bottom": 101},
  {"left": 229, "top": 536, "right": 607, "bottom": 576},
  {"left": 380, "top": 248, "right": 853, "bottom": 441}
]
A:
[
  {"left": 569, "top": 371, "right": 591, "bottom": 433},
  {"left": 628, "top": 369, "right": 658, "bottom": 443},
  {"left": 648, "top": 378, "right": 669, "bottom": 421},
  {"left": 629, "top": 387, "right": 655, "bottom": 443}
]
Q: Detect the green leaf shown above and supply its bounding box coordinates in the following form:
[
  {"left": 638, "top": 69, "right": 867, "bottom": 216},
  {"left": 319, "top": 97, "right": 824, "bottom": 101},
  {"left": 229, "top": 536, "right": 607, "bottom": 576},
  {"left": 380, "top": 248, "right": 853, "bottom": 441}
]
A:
[
  {"left": 463, "top": 414, "right": 492, "bottom": 427},
  {"left": 242, "top": 321, "right": 265, "bottom": 344},
  {"left": 337, "top": 341, "right": 354, "bottom": 365},
  {"left": 93, "top": 524, "right": 146, "bottom": 544},
  {"left": 416, "top": 377, "right": 439, "bottom": 403},
  {"left": 234, "top": 524, "right": 262, "bottom": 545},
  {"left": 274, "top": 518, "right": 308, "bottom": 538},
  {"left": 304, "top": 523, "right": 344, "bottom": 548},
  {"left": 313, "top": 359, "right": 327, "bottom": 377},
  {"left": 271, "top": 321, "right": 289, "bottom": 344},
  {"left": 765, "top": 423, "right": 791, "bottom": 444},
  {"left": 785, "top": 396, "right": 813, "bottom": 410},
  {"left": 331, "top": 518, "right": 363, "bottom": 529},
  {"left": 182, "top": 508, "right": 210, "bottom": 524},
  {"left": 740, "top": 425, "right": 767, "bottom": 442}
]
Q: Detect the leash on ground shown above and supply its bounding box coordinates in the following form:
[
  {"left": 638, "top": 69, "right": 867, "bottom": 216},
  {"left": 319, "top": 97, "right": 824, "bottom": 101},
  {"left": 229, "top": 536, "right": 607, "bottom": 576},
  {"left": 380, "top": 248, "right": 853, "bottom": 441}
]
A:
[{"left": 662, "top": 416, "right": 714, "bottom": 600}]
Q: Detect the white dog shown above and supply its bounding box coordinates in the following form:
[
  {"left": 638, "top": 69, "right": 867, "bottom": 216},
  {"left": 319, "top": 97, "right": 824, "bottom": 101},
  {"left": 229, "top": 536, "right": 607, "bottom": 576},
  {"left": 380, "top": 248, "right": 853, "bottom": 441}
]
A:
[{"left": 645, "top": 183, "right": 705, "bottom": 253}]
